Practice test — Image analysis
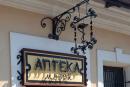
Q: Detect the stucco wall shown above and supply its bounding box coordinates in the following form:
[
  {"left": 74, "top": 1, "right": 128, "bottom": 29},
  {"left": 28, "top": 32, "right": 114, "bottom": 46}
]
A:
[
  {"left": 0, "top": 5, "right": 49, "bottom": 87},
  {"left": 91, "top": 28, "right": 130, "bottom": 87},
  {"left": 0, "top": 5, "right": 130, "bottom": 87}
]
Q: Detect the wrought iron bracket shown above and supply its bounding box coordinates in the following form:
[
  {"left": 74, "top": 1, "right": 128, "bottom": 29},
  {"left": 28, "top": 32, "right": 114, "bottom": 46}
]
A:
[
  {"left": 104, "top": 0, "right": 121, "bottom": 8},
  {"left": 41, "top": 0, "right": 97, "bottom": 40},
  {"left": 104, "top": 0, "right": 130, "bottom": 9}
]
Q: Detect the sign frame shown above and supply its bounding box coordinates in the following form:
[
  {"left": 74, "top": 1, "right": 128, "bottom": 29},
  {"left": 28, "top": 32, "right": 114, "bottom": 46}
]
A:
[{"left": 21, "top": 48, "right": 87, "bottom": 87}]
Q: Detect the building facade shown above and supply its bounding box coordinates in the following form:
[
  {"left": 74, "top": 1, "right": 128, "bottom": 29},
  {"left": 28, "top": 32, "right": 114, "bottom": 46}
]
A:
[{"left": 0, "top": 0, "right": 130, "bottom": 87}]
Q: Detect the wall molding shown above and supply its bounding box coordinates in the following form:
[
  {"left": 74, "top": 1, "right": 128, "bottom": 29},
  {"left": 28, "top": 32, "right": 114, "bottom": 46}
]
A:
[{"left": 97, "top": 48, "right": 130, "bottom": 87}]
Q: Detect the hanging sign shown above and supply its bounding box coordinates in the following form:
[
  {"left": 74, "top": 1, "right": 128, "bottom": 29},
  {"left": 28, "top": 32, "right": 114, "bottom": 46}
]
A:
[{"left": 21, "top": 48, "right": 87, "bottom": 86}]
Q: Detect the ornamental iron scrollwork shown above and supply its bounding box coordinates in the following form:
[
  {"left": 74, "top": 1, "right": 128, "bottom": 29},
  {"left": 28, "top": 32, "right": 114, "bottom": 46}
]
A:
[
  {"left": 41, "top": 0, "right": 97, "bottom": 55},
  {"left": 41, "top": 0, "right": 90, "bottom": 40},
  {"left": 16, "top": 51, "right": 33, "bottom": 85},
  {"left": 70, "top": 8, "right": 97, "bottom": 55},
  {"left": 17, "top": 52, "right": 22, "bottom": 84}
]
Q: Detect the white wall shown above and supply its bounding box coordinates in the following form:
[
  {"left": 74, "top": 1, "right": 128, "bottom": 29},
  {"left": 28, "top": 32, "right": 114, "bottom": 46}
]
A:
[{"left": 10, "top": 32, "right": 91, "bottom": 87}]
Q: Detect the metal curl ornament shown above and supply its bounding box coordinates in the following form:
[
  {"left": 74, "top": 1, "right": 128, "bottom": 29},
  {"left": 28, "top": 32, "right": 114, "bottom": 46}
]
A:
[
  {"left": 41, "top": 17, "right": 53, "bottom": 28},
  {"left": 16, "top": 52, "right": 23, "bottom": 84}
]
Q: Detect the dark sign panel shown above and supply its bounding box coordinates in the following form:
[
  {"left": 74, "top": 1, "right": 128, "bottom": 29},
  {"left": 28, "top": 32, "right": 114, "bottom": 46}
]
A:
[{"left": 21, "top": 48, "right": 87, "bottom": 86}]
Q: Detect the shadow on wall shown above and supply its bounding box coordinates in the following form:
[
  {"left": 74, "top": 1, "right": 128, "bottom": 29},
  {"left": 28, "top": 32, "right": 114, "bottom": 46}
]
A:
[{"left": 0, "top": 81, "right": 8, "bottom": 87}]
